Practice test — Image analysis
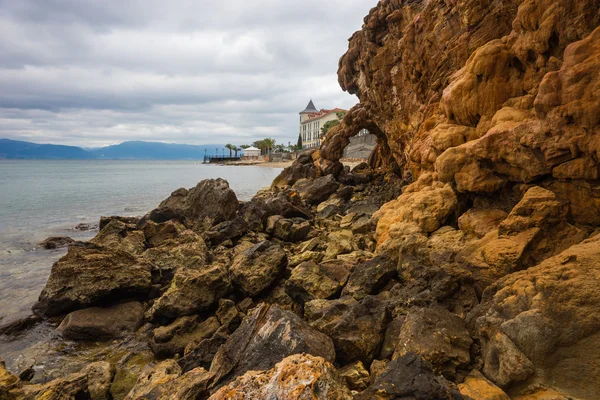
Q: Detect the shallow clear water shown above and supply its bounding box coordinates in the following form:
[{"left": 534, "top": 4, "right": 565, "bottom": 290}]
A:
[{"left": 0, "top": 160, "right": 282, "bottom": 325}]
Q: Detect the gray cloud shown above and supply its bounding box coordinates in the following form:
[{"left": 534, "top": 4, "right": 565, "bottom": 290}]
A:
[{"left": 0, "top": 0, "right": 375, "bottom": 147}]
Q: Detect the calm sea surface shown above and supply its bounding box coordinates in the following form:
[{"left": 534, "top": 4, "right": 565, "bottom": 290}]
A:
[{"left": 0, "top": 160, "right": 282, "bottom": 325}]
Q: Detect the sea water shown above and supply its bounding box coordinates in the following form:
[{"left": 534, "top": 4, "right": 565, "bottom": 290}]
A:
[{"left": 0, "top": 160, "right": 282, "bottom": 325}]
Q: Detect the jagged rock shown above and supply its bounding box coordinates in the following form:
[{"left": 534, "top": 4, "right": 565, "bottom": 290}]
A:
[
  {"left": 325, "top": 229, "right": 357, "bottom": 259},
  {"left": 339, "top": 361, "right": 370, "bottom": 391},
  {"left": 271, "top": 149, "right": 319, "bottom": 188},
  {"left": 34, "top": 244, "right": 153, "bottom": 317},
  {"left": 459, "top": 186, "right": 587, "bottom": 293},
  {"left": 342, "top": 255, "right": 396, "bottom": 300},
  {"left": 368, "top": 359, "right": 389, "bottom": 385},
  {"left": 109, "top": 349, "right": 155, "bottom": 400},
  {"left": 150, "top": 316, "right": 220, "bottom": 359},
  {"left": 215, "top": 299, "right": 241, "bottom": 332},
  {"left": 146, "top": 178, "right": 238, "bottom": 232},
  {"left": 141, "top": 220, "right": 186, "bottom": 247},
  {"left": 288, "top": 250, "right": 324, "bottom": 268},
  {"left": 209, "top": 303, "right": 335, "bottom": 387},
  {"left": 458, "top": 208, "right": 508, "bottom": 239},
  {"left": 305, "top": 296, "right": 388, "bottom": 365},
  {"left": 125, "top": 360, "right": 214, "bottom": 400},
  {"left": 285, "top": 260, "right": 350, "bottom": 302},
  {"left": 229, "top": 240, "right": 287, "bottom": 297},
  {"left": 21, "top": 361, "right": 114, "bottom": 400},
  {"left": 209, "top": 354, "right": 352, "bottom": 400},
  {"left": 99, "top": 216, "right": 139, "bottom": 230},
  {"left": 293, "top": 175, "right": 340, "bottom": 205},
  {"left": 141, "top": 229, "right": 208, "bottom": 280},
  {"left": 38, "top": 236, "right": 75, "bottom": 250},
  {"left": 467, "top": 235, "right": 600, "bottom": 397},
  {"left": 379, "top": 317, "right": 404, "bottom": 359},
  {"left": 91, "top": 219, "right": 146, "bottom": 255},
  {"left": 316, "top": 196, "right": 345, "bottom": 218},
  {"left": 265, "top": 215, "right": 311, "bottom": 242},
  {"left": 0, "top": 358, "right": 21, "bottom": 400},
  {"left": 354, "top": 354, "right": 462, "bottom": 400},
  {"left": 393, "top": 306, "right": 472, "bottom": 380},
  {"left": 147, "top": 259, "right": 230, "bottom": 322},
  {"left": 458, "top": 371, "right": 510, "bottom": 400},
  {"left": 179, "top": 326, "right": 230, "bottom": 372},
  {"left": 57, "top": 301, "right": 144, "bottom": 341},
  {"left": 374, "top": 174, "right": 459, "bottom": 247}
]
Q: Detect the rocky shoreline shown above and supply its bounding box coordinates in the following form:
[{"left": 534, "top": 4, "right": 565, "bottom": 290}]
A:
[{"left": 3, "top": 0, "right": 600, "bottom": 399}]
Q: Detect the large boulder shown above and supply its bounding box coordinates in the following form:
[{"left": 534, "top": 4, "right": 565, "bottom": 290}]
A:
[
  {"left": 393, "top": 306, "right": 473, "bottom": 379},
  {"left": 90, "top": 219, "right": 146, "bottom": 255},
  {"left": 467, "top": 235, "right": 600, "bottom": 398},
  {"left": 229, "top": 241, "right": 287, "bottom": 297},
  {"left": 125, "top": 360, "right": 214, "bottom": 400},
  {"left": 342, "top": 255, "right": 397, "bottom": 300},
  {"left": 150, "top": 315, "right": 220, "bottom": 359},
  {"left": 305, "top": 296, "right": 388, "bottom": 365},
  {"left": 265, "top": 215, "right": 311, "bottom": 242},
  {"left": 354, "top": 354, "right": 462, "bottom": 400},
  {"left": 57, "top": 301, "right": 144, "bottom": 341},
  {"left": 147, "top": 260, "right": 230, "bottom": 322},
  {"left": 292, "top": 175, "right": 340, "bottom": 205},
  {"left": 271, "top": 149, "right": 319, "bottom": 188},
  {"left": 209, "top": 303, "right": 336, "bottom": 387},
  {"left": 33, "top": 244, "right": 153, "bottom": 317},
  {"left": 284, "top": 260, "right": 350, "bottom": 302},
  {"left": 20, "top": 362, "right": 114, "bottom": 400},
  {"left": 146, "top": 178, "right": 239, "bottom": 232},
  {"left": 209, "top": 354, "right": 353, "bottom": 400}
]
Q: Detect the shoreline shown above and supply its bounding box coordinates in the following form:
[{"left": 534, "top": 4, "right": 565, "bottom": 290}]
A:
[{"left": 217, "top": 158, "right": 367, "bottom": 170}]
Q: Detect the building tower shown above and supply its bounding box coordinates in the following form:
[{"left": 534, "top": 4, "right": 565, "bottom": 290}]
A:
[{"left": 299, "top": 99, "right": 318, "bottom": 123}]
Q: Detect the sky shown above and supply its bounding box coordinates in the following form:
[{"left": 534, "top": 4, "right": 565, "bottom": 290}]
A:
[{"left": 0, "top": 0, "right": 377, "bottom": 147}]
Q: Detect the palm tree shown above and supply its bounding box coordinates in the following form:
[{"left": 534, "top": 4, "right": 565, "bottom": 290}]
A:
[
  {"left": 225, "top": 144, "right": 233, "bottom": 157},
  {"left": 253, "top": 140, "right": 266, "bottom": 155},
  {"left": 263, "top": 138, "right": 276, "bottom": 155},
  {"left": 232, "top": 146, "right": 240, "bottom": 157},
  {"left": 240, "top": 144, "right": 250, "bottom": 149}
]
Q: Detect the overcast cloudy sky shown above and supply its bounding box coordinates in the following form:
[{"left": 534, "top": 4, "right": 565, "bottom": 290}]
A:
[{"left": 0, "top": 0, "right": 376, "bottom": 147}]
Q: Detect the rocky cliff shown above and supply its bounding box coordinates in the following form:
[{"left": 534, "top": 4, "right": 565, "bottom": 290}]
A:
[{"left": 2, "top": 1, "right": 600, "bottom": 399}]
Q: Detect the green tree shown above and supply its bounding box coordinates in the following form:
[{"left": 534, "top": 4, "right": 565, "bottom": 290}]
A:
[
  {"left": 232, "top": 145, "right": 240, "bottom": 157},
  {"left": 252, "top": 140, "right": 266, "bottom": 154},
  {"left": 321, "top": 120, "right": 340, "bottom": 137},
  {"left": 297, "top": 134, "right": 302, "bottom": 149},
  {"left": 263, "top": 138, "right": 276, "bottom": 154},
  {"left": 240, "top": 144, "right": 250, "bottom": 149}
]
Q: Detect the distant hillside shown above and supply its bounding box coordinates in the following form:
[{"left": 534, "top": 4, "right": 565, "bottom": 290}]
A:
[
  {"left": 90, "top": 141, "right": 225, "bottom": 160},
  {"left": 0, "top": 139, "right": 93, "bottom": 159},
  {"left": 0, "top": 139, "right": 228, "bottom": 160}
]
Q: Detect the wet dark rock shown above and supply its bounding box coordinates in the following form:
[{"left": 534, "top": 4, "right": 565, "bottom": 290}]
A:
[
  {"left": 57, "top": 301, "right": 144, "bottom": 341},
  {"left": 305, "top": 295, "right": 388, "bottom": 365},
  {"left": 34, "top": 244, "right": 153, "bottom": 317},
  {"left": 265, "top": 215, "right": 311, "bottom": 242},
  {"left": 342, "top": 255, "right": 397, "bottom": 300},
  {"left": 38, "top": 236, "right": 75, "bottom": 250},
  {"left": 380, "top": 317, "right": 405, "bottom": 359},
  {"left": 147, "top": 259, "right": 230, "bottom": 323},
  {"left": 179, "top": 326, "right": 230, "bottom": 372},
  {"left": 150, "top": 316, "right": 220, "bottom": 359},
  {"left": 209, "top": 303, "right": 335, "bottom": 388},
  {"left": 0, "top": 315, "right": 42, "bottom": 336},
  {"left": 230, "top": 240, "right": 287, "bottom": 297},
  {"left": 99, "top": 216, "right": 139, "bottom": 230},
  {"left": 354, "top": 353, "right": 462, "bottom": 400},
  {"left": 293, "top": 175, "right": 340, "bottom": 205},
  {"left": 146, "top": 178, "right": 239, "bottom": 232}
]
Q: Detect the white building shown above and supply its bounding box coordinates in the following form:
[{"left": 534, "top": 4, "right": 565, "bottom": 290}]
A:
[
  {"left": 299, "top": 100, "right": 346, "bottom": 149},
  {"left": 243, "top": 146, "right": 261, "bottom": 158}
]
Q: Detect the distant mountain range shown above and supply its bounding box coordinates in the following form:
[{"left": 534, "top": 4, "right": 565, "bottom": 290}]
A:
[{"left": 0, "top": 139, "right": 229, "bottom": 160}]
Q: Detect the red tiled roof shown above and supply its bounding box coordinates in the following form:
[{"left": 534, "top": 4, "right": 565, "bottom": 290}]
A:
[{"left": 302, "top": 108, "right": 347, "bottom": 123}]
